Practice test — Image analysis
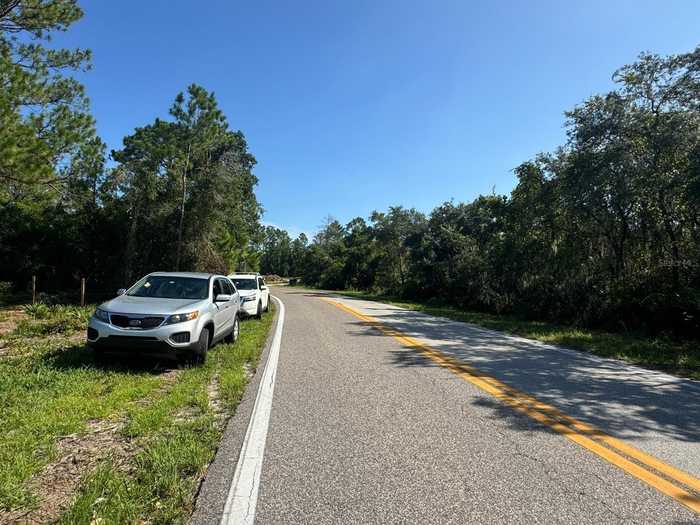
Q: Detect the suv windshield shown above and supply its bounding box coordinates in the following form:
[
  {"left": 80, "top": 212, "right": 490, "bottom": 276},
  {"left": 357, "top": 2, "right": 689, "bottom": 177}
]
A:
[
  {"left": 232, "top": 278, "right": 257, "bottom": 290},
  {"left": 127, "top": 276, "right": 209, "bottom": 300}
]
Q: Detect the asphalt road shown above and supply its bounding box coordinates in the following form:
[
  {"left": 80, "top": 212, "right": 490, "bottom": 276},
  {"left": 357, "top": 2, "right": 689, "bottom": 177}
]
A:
[{"left": 197, "top": 286, "right": 700, "bottom": 524}]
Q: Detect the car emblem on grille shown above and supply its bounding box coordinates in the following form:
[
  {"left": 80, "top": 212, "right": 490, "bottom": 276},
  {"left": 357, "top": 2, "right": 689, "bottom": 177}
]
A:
[{"left": 129, "top": 319, "right": 142, "bottom": 326}]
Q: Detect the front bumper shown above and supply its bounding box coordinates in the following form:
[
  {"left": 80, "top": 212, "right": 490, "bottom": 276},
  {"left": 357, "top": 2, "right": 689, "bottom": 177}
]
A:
[
  {"left": 240, "top": 299, "right": 258, "bottom": 316},
  {"left": 86, "top": 317, "right": 199, "bottom": 354}
]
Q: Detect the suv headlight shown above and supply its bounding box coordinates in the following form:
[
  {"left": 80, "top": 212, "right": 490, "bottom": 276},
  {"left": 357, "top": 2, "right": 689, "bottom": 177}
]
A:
[
  {"left": 165, "top": 311, "right": 199, "bottom": 324},
  {"left": 94, "top": 308, "right": 110, "bottom": 323}
]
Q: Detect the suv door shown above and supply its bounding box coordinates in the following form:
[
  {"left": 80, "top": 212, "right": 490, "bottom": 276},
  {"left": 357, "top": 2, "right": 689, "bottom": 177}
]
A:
[
  {"left": 213, "top": 278, "right": 232, "bottom": 337},
  {"left": 224, "top": 278, "right": 240, "bottom": 318}
]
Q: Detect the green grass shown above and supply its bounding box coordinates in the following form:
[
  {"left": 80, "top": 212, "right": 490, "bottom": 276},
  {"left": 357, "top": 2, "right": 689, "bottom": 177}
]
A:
[
  {"left": 0, "top": 303, "right": 274, "bottom": 524},
  {"left": 330, "top": 289, "right": 700, "bottom": 381}
]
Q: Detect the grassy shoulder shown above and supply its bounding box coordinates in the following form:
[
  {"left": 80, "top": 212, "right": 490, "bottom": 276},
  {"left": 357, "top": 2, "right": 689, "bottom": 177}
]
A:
[
  {"left": 0, "top": 303, "right": 274, "bottom": 524},
  {"left": 327, "top": 289, "right": 700, "bottom": 381}
]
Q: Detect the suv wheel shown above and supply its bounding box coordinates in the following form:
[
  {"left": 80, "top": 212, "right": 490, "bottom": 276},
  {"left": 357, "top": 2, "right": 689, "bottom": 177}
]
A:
[
  {"left": 256, "top": 301, "right": 262, "bottom": 319},
  {"left": 225, "top": 316, "right": 239, "bottom": 344},
  {"left": 192, "top": 327, "right": 209, "bottom": 364}
]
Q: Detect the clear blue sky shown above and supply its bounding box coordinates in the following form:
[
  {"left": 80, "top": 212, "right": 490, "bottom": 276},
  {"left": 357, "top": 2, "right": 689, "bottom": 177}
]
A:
[{"left": 59, "top": 1, "right": 699, "bottom": 238}]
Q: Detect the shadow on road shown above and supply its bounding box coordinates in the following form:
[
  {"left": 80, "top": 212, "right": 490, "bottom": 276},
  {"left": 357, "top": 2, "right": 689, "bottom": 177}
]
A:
[
  {"left": 341, "top": 308, "right": 700, "bottom": 445},
  {"left": 277, "top": 288, "right": 337, "bottom": 299}
]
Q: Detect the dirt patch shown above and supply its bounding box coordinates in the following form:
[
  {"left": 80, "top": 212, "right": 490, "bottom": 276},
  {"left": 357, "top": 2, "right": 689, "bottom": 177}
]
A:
[
  {"left": 173, "top": 374, "right": 225, "bottom": 425},
  {"left": 0, "top": 419, "right": 137, "bottom": 525},
  {"left": 207, "top": 375, "right": 226, "bottom": 425},
  {"left": 130, "top": 368, "right": 182, "bottom": 411},
  {"left": 173, "top": 406, "right": 202, "bottom": 424},
  {"left": 0, "top": 309, "right": 26, "bottom": 336},
  {"left": 159, "top": 368, "right": 182, "bottom": 384},
  {"left": 66, "top": 331, "right": 86, "bottom": 345},
  {"left": 147, "top": 367, "right": 182, "bottom": 393}
]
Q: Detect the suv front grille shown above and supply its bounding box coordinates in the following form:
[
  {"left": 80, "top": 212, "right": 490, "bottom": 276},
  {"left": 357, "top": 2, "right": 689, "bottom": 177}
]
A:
[{"left": 110, "top": 315, "right": 164, "bottom": 329}]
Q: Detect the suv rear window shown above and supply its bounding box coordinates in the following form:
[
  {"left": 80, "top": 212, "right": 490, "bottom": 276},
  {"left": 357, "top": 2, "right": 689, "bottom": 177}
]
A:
[{"left": 127, "top": 276, "right": 209, "bottom": 299}]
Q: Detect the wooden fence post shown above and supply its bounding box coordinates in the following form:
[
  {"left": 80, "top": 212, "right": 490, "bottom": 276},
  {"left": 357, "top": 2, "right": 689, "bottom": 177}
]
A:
[
  {"left": 80, "top": 278, "right": 86, "bottom": 306},
  {"left": 32, "top": 275, "right": 36, "bottom": 304}
]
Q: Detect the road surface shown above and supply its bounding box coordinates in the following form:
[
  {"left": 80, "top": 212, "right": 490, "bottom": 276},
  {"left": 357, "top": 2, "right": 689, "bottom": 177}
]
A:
[{"left": 194, "top": 286, "right": 700, "bottom": 524}]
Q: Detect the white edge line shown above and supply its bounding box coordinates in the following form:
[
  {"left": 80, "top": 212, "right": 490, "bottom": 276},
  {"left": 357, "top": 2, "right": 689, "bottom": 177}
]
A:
[{"left": 220, "top": 295, "right": 285, "bottom": 525}]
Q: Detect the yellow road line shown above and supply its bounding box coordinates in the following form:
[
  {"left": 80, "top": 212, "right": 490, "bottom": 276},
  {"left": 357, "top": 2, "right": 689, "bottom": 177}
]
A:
[{"left": 323, "top": 298, "right": 700, "bottom": 514}]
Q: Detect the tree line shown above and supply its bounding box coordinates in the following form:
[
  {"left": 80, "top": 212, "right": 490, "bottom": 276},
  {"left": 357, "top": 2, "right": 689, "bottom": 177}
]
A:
[
  {"left": 0, "top": 1, "right": 263, "bottom": 297},
  {"left": 263, "top": 47, "right": 700, "bottom": 338},
  {"left": 3, "top": 2, "right": 699, "bottom": 337}
]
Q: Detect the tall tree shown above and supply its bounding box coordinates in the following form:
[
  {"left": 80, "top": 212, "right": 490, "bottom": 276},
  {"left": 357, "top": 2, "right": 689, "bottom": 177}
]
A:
[
  {"left": 109, "top": 85, "right": 262, "bottom": 280},
  {"left": 0, "top": 0, "right": 96, "bottom": 195},
  {"left": 0, "top": 0, "right": 104, "bottom": 290}
]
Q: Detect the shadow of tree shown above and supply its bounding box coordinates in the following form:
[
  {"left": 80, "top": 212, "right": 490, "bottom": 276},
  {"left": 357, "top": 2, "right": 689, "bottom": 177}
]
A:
[
  {"left": 469, "top": 395, "right": 556, "bottom": 434},
  {"left": 341, "top": 307, "right": 700, "bottom": 446},
  {"left": 277, "top": 289, "right": 337, "bottom": 299},
  {"left": 43, "top": 343, "right": 179, "bottom": 375}
]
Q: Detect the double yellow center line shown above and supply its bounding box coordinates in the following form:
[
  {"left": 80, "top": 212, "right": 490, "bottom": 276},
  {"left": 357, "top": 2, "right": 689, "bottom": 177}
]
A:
[{"left": 324, "top": 298, "right": 700, "bottom": 514}]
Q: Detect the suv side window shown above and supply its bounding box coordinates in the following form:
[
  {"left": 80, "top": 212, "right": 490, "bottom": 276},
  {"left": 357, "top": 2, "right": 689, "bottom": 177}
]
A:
[
  {"left": 224, "top": 280, "right": 235, "bottom": 295},
  {"left": 213, "top": 279, "right": 224, "bottom": 298},
  {"left": 258, "top": 277, "right": 265, "bottom": 289}
]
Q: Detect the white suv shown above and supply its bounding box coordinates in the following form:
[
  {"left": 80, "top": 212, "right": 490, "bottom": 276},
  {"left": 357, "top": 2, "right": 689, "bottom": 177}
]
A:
[
  {"left": 228, "top": 273, "right": 270, "bottom": 318},
  {"left": 87, "top": 272, "right": 240, "bottom": 363}
]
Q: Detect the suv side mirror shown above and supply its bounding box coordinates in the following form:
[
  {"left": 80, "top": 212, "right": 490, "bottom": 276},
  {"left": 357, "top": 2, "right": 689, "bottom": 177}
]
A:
[
  {"left": 215, "top": 294, "right": 232, "bottom": 302},
  {"left": 116, "top": 288, "right": 127, "bottom": 296}
]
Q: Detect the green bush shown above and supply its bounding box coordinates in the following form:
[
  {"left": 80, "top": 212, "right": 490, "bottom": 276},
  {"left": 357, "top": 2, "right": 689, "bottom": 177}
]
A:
[
  {"left": 16, "top": 304, "right": 92, "bottom": 336},
  {"left": 22, "top": 303, "right": 51, "bottom": 319}
]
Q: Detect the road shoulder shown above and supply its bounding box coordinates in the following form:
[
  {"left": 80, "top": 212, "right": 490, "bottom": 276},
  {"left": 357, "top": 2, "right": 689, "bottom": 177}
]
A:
[{"left": 190, "top": 300, "right": 282, "bottom": 525}]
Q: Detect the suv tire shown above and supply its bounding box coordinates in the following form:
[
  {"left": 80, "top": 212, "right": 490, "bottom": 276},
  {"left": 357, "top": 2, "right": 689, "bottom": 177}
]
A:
[
  {"left": 192, "top": 327, "right": 209, "bottom": 364},
  {"left": 225, "top": 315, "right": 239, "bottom": 344},
  {"left": 256, "top": 301, "right": 262, "bottom": 319}
]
